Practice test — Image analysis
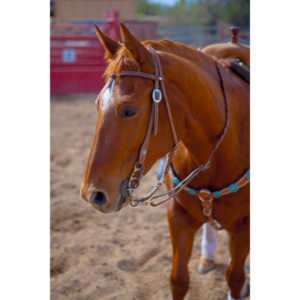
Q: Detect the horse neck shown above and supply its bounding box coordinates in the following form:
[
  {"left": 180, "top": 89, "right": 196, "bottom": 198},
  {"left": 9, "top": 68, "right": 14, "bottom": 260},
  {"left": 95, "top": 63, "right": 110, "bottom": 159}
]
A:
[{"left": 163, "top": 50, "right": 249, "bottom": 188}]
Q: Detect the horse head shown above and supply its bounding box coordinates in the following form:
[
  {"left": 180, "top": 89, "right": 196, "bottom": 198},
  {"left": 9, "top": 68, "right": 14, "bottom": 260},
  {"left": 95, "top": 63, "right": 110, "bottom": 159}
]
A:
[{"left": 80, "top": 24, "right": 180, "bottom": 213}]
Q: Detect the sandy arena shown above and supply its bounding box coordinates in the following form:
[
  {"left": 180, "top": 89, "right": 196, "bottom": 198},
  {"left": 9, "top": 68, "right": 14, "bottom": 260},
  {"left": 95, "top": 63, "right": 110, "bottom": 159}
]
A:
[{"left": 51, "top": 94, "right": 249, "bottom": 300}]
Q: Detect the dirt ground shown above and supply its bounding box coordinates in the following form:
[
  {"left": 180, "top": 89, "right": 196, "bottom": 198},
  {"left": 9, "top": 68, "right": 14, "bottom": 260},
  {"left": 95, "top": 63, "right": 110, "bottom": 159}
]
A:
[{"left": 51, "top": 94, "right": 249, "bottom": 300}]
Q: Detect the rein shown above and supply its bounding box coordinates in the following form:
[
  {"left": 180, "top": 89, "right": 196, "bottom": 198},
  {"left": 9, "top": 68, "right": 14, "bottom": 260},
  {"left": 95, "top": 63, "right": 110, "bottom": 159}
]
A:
[
  {"left": 128, "top": 59, "right": 231, "bottom": 214},
  {"left": 105, "top": 46, "right": 246, "bottom": 225}
]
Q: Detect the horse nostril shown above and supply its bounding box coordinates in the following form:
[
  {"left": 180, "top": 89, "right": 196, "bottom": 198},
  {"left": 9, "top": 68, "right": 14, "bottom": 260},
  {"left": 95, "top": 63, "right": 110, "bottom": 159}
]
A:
[{"left": 91, "top": 191, "right": 107, "bottom": 208}]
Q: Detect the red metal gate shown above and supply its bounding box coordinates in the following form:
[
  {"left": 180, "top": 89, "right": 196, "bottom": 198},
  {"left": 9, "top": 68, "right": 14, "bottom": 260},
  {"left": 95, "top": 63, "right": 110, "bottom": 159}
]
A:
[
  {"left": 51, "top": 33, "right": 106, "bottom": 94},
  {"left": 51, "top": 11, "right": 158, "bottom": 94}
]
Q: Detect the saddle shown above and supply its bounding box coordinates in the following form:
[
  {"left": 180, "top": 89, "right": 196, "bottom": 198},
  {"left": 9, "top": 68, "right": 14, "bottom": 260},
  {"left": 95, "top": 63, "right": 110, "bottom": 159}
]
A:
[{"left": 202, "top": 42, "right": 250, "bottom": 83}]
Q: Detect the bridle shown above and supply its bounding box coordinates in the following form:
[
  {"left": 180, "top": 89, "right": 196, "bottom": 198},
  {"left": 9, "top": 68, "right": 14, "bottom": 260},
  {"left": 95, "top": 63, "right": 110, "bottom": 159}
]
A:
[{"left": 104, "top": 46, "right": 230, "bottom": 207}]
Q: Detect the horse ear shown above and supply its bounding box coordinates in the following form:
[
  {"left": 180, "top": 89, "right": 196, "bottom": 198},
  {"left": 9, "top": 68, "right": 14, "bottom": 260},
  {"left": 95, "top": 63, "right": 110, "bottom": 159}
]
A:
[
  {"left": 94, "top": 25, "right": 121, "bottom": 59},
  {"left": 120, "top": 23, "right": 153, "bottom": 66}
]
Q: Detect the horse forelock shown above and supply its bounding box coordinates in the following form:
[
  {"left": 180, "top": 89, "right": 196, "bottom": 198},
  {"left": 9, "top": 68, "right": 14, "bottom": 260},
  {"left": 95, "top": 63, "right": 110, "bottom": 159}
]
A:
[{"left": 104, "top": 47, "right": 140, "bottom": 80}]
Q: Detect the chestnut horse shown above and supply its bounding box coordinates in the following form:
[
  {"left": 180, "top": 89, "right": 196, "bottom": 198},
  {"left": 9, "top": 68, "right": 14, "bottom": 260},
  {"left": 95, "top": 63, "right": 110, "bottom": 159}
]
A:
[{"left": 81, "top": 23, "right": 249, "bottom": 300}]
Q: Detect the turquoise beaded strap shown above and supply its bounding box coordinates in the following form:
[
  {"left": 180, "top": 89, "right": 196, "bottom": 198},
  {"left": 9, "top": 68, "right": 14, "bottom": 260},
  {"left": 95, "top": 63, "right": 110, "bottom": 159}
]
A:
[
  {"left": 173, "top": 177, "right": 180, "bottom": 185},
  {"left": 188, "top": 188, "right": 196, "bottom": 195},
  {"left": 228, "top": 183, "right": 239, "bottom": 192},
  {"left": 213, "top": 191, "right": 221, "bottom": 198},
  {"left": 172, "top": 170, "right": 249, "bottom": 200}
]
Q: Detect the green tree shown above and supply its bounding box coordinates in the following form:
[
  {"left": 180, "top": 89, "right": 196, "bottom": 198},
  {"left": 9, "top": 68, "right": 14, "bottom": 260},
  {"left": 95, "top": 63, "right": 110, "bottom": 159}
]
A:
[
  {"left": 137, "top": 0, "right": 250, "bottom": 28},
  {"left": 137, "top": 0, "right": 163, "bottom": 16}
]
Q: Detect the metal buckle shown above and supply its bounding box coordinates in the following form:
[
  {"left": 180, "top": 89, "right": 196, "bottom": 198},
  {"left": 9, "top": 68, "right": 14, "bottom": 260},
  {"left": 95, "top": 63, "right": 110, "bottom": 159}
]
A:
[
  {"left": 129, "top": 199, "right": 139, "bottom": 207},
  {"left": 198, "top": 189, "right": 213, "bottom": 217},
  {"left": 198, "top": 189, "right": 212, "bottom": 201},
  {"left": 152, "top": 88, "right": 162, "bottom": 103},
  {"left": 128, "top": 163, "right": 144, "bottom": 189},
  {"left": 202, "top": 205, "right": 212, "bottom": 217}
]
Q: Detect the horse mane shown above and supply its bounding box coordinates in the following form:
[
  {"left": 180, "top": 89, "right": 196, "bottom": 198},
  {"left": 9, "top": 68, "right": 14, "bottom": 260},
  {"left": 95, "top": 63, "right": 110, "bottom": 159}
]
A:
[
  {"left": 104, "top": 38, "right": 251, "bottom": 83},
  {"left": 144, "top": 39, "right": 211, "bottom": 62},
  {"left": 104, "top": 39, "right": 217, "bottom": 80}
]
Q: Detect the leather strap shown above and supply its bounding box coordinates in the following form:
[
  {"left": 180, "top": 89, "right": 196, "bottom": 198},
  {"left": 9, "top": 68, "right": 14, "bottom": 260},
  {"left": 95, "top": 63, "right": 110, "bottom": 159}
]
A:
[
  {"left": 129, "top": 60, "right": 231, "bottom": 208},
  {"left": 118, "top": 47, "right": 179, "bottom": 146},
  {"left": 150, "top": 48, "right": 179, "bottom": 144},
  {"left": 118, "top": 71, "right": 161, "bottom": 82},
  {"left": 114, "top": 47, "right": 179, "bottom": 190},
  {"left": 109, "top": 47, "right": 231, "bottom": 210}
]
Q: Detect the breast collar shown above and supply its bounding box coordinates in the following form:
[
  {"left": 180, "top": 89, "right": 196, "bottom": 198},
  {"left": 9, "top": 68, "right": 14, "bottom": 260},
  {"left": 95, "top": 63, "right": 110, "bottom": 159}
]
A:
[{"left": 104, "top": 46, "right": 249, "bottom": 225}]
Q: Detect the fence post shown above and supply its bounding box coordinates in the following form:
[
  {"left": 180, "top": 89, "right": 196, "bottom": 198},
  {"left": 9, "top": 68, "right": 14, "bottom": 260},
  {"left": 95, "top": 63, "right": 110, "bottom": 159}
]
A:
[
  {"left": 104, "top": 10, "right": 121, "bottom": 41},
  {"left": 230, "top": 26, "right": 240, "bottom": 43}
]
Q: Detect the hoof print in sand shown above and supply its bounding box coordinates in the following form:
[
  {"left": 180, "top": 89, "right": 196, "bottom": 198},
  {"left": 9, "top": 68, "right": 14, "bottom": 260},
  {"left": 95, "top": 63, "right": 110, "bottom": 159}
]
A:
[
  {"left": 51, "top": 257, "right": 69, "bottom": 277},
  {"left": 117, "top": 259, "right": 138, "bottom": 273},
  {"left": 56, "top": 156, "right": 71, "bottom": 167}
]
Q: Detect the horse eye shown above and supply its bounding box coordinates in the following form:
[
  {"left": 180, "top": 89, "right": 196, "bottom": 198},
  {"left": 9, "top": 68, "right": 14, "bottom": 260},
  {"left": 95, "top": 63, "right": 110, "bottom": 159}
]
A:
[{"left": 120, "top": 107, "right": 137, "bottom": 119}]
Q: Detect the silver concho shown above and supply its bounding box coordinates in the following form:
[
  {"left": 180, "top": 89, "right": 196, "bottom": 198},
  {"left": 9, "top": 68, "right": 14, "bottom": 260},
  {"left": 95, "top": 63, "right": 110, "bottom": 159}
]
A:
[{"left": 152, "top": 88, "right": 162, "bottom": 103}]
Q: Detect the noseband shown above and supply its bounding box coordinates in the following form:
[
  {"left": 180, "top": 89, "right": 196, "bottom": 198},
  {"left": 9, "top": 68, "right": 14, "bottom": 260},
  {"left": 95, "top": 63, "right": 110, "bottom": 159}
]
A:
[{"left": 106, "top": 46, "right": 231, "bottom": 208}]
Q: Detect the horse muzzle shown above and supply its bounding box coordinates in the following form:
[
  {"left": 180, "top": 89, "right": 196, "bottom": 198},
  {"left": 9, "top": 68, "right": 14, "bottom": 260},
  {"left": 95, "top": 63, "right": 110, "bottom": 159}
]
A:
[{"left": 80, "top": 179, "right": 130, "bottom": 213}]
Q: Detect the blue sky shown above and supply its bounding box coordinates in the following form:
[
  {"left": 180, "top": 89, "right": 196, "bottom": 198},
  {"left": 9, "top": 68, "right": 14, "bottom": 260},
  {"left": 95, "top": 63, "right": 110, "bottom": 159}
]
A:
[{"left": 149, "top": 0, "right": 179, "bottom": 5}]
